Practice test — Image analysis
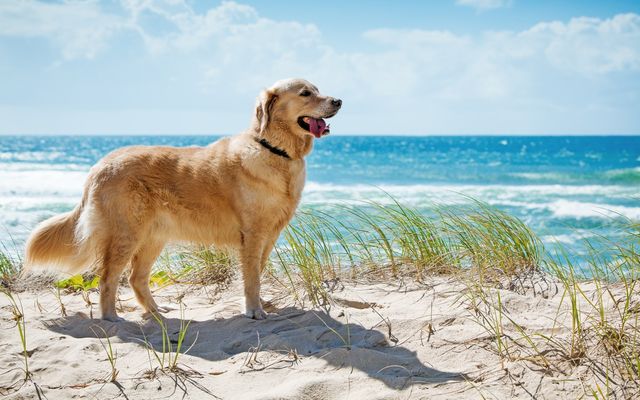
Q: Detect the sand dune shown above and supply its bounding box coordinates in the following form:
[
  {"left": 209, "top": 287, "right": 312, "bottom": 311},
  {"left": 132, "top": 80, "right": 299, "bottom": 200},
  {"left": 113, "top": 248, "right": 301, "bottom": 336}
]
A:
[{"left": 0, "top": 276, "right": 627, "bottom": 399}]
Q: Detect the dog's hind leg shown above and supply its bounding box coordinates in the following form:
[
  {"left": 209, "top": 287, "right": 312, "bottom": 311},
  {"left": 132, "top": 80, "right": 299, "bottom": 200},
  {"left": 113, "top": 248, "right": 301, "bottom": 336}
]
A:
[
  {"left": 129, "top": 241, "right": 166, "bottom": 315},
  {"left": 99, "top": 241, "right": 135, "bottom": 322}
]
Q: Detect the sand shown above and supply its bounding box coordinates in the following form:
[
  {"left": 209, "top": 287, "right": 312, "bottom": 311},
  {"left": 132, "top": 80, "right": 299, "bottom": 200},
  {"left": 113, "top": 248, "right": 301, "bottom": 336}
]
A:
[{"left": 0, "top": 275, "right": 623, "bottom": 399}]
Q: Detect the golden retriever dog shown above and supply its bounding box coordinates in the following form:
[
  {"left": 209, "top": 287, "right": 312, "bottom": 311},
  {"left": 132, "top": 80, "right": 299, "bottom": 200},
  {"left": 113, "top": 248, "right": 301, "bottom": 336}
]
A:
[{"left": 24, "top": 78, "right": 342, "bottom": 321}]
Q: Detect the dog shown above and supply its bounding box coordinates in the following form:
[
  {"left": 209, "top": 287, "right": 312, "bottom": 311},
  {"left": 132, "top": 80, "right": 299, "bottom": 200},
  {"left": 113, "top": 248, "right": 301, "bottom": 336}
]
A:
[{"left": 24, "top": 78, "right": 342, "bottom": 321}]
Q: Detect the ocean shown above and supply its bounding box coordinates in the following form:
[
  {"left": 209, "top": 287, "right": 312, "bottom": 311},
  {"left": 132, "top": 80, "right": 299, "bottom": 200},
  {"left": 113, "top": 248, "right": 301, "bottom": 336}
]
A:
[{"left": 0, "top": 135, "right": 638, "bottom": 263}]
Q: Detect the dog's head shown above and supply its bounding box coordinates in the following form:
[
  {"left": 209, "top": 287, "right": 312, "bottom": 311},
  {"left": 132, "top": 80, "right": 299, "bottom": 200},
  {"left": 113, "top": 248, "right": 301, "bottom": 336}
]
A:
[{"left": 255, "top": 78, "right": 342, "bottom": 139}]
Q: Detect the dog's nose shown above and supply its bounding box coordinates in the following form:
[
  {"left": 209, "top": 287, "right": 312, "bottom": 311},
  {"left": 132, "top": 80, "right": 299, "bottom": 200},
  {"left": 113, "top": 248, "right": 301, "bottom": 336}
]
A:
[{"left": 331, "top": 98, "right": 342, "bottom": 108}]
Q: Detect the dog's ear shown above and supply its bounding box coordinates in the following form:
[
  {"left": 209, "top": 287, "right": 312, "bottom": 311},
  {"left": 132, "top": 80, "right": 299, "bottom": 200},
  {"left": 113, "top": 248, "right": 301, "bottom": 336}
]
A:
[{"left": 255, "top": 90, "right": 278, "bottom": 134}]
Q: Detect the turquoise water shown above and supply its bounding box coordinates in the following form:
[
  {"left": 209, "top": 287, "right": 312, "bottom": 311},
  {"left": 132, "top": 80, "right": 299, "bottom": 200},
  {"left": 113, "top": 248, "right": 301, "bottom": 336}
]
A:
[{"left": 0, "top": 135, "right": 638, "bottom": 261}]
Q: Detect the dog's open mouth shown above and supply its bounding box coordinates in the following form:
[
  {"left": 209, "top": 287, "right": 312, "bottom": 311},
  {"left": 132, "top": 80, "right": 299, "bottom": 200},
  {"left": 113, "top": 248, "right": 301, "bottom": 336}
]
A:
[{"left": 298, "top": 116, "right": 331, "bottom": 138}]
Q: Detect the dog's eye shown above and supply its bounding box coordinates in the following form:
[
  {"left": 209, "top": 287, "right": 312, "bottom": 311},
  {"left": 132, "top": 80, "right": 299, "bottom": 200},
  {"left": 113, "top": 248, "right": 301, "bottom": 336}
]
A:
[{"left": 299, "top": 90, "right": 311, "bottom": 97}]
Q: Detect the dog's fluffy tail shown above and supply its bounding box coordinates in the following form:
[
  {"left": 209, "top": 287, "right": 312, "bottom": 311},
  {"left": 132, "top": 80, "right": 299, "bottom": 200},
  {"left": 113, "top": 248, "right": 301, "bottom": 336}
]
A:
[{"left": 24, "top": 204, "right": 93, "bottom": 273}]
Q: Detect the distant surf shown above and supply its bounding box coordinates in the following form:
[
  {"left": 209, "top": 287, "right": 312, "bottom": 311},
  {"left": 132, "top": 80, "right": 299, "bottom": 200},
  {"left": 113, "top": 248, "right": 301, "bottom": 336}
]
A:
[{"left": 1, "top": 135, "right": 638, "bottom": 262}]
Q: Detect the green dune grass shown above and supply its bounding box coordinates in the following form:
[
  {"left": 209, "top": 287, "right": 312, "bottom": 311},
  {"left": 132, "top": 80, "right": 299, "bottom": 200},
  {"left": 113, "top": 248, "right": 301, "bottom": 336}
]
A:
[{"left": 1, "top": 196, "right": 638, "bottom": 397}]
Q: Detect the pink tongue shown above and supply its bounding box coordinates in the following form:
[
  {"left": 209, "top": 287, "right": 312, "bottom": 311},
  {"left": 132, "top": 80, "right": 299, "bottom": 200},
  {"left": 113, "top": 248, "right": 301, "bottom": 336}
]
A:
[{"left": 308, "top": 118, "right": 328, "bottom": 138}]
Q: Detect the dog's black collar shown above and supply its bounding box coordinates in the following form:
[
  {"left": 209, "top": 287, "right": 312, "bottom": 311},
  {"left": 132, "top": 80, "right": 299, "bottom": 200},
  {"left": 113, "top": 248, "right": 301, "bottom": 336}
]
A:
[{"left": 254, "top": 137, "right": 291, "bottom": 159}]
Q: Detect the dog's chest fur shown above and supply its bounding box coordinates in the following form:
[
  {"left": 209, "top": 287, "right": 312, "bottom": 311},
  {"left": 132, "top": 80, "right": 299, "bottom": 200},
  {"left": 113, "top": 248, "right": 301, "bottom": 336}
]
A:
[{"left": 237, "top": 145, "right": 306, "bottom": 228}]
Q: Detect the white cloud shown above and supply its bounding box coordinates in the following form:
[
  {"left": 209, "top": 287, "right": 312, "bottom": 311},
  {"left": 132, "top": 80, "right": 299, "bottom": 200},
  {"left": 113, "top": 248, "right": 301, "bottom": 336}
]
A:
[
  {"left": 524, "top": 13, "right": 640, "bottom": 74},
  {"left": 0, "top": 0, "right": 129, "bottom": 60},
  {"left": 0, "top": 1, "right": 639, "bottom": 134},
  {"left": 456, "top": 0, "right": 511, "bottom": 11},
  {"left": 2, "top": 1, "right": 637, "bottom": 79},
  {"left": 357, "top": 12, "right": 640, "bottom": 101}
]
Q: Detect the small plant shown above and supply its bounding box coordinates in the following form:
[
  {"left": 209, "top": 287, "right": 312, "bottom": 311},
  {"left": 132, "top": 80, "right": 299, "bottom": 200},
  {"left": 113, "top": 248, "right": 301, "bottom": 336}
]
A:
[
  {"left": 0, "top": 251, "right": 16, "bottom": 275},
  {"left": 460, "top": 281, "right": 511, "bottom": 360},
  {"left": 0, "top": 249, "right": 18, "bottom": 288},
  {"left": 135, "top": 301, "right": 215, "bottom": 397},
  {"left": 149, "top": 269, "right": 172, "bottom": 287},
  {"left": 139, "top": 301, "right": 198, "bottom": 374},
  {"left": 52, "top": 286, "right": 67, "bottom": 317},
  {"left": 55, "top": 274, "right": 100, "bottom": 292},
  {"left": 91, "top": 326, "right": 118, "bottom": 382},
  {"left": 241, "top": 332, "right": 301, "bottom": 373},
  {"left": 54, "top": 274, "right": 100, "bottom": 318},
  {"left": 2, "top": 290, "right": 31, "bottom": 382},
  {"left": 313, "top": 311, "right": 351, "bottom": 350}
]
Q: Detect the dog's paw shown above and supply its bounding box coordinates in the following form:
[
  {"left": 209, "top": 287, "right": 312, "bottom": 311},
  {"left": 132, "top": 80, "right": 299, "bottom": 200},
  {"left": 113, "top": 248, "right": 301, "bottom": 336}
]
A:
[
  {"left": 156, "top": 305, "right": 173, "bottom": 313},
  {"left": 261, "top": 298, "right": 277, "bottom": 312},
  {"left": 245, "top": 307, "right": 268, "bottom": 320},
  {"left": 142, "top": 305, "right": 173, "bottom": 319},
  {"left": 102, "top": 314, "right": 125, "bottom": 323},
  {"left": 142, "top": 310, "right": 169, "bottom": 320}
]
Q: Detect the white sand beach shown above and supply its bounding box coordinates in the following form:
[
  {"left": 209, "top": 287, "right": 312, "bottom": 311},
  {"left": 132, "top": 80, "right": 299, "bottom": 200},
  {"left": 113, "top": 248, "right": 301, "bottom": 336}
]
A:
[{"left": 2, "top": 273, "right": 632, "bottom": 399}]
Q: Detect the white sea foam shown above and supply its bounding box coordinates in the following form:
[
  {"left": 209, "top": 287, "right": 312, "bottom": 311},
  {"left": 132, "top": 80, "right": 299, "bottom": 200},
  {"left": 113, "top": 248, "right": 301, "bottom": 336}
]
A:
[
  {"left": 540, "top": 231, "right": 595, "bottom": 245},
  {"left": 0, "top": 151, "right": 67, "bottom": 162},
  {"left": 0, "top": 162, "right": 88, "bottom": 171},
  {"left": 509, "top": 172, "right": 572, "bottom": 181},
  {"left": 0, "top": 169, "right": 87, "bottom": 197},
  {"left": 303, "top": 182, "right": 637, "bottom": 201},
  {"left": 604, "top": 166, "right": 640, "bottom": 178},
  {"left": 0, "top": 166, "right": 87, "bottom": 244},
  {"left": 547, "top": 200, "right": 640, "bottom": 219},
  {"left": 302, "top": 182, "right": 640, "bottom": 219},
  {"left": 1, "top": 172, "right": 637, "bottom": 246},
  {"left": 540, "top": 234, "right": 578, "bottom": 245},
  {"left": 1, "top": 170, "right": 635, "bottom": 218},
  {"left": 511, "top": 167, "right": 640, "bottom": 183}
]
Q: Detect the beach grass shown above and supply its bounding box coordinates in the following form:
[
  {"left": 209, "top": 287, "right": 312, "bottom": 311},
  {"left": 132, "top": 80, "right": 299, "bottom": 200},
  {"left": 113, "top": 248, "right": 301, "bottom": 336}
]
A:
[
  {"left": 91, "top": 325, "right": 119, "bottom": 382},
  {"left": 153, "top": 245, "right": 235, "bottom": 289},
  {"left": 139, "top": 301, "right": 198, "bottom": 376},
  {"left": 455, "top": 217, "right": 639, "bottom": 398},
  {"left": 0, "top": 248, "right": 19, "bottom": 288},
  {"left": 275, "top": 198, "right": 545, "bottom": 305},
  {"left": 1, "top": 195, "right": 638, "bottom": 397},
  {"left": 1, "top": 290, "right": 31, "bottom": 383},
  {"left": 269, "top": 197, "right": 638, "bottom": 397}
]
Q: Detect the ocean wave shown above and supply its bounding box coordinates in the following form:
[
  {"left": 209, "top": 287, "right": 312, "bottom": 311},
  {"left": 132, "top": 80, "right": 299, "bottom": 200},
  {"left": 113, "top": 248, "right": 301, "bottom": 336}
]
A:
[
  {"left": 0, "top": 169, "right": 87, "bottom": 197},
  {"left": 302, "top": 182, "right": 640, "bottom": 220},
  {"left": 303, "top": 182, "right": 638, "bottom": 199},
  {"left": 0, "top": 162, "right": 89, "bottom": 171},
  {"left": 490, "top": 199, "right": 640, "bottom": 220},
  {"left": 509, "top": 172, "right": 574, "bottom": 182},
  {"left": 1, "top": 174, "right": 638, "bottom": 247},
  {"left": 0, "top": 151, "right": 67, "bottom": 162},
  {"left": 510, "top": 167, "right": 640, "bottom": 184},
  {"left": 547, "top": 200, "right": 640, "bottom": 220},
  {"left": 0, "top": 150, "right": 95, "bottom": 165},
  {"left": 540, "top": 232, "right": 595, "bottom": 245},
  {"left": 0, "top": 195, "right": 79, "bottom": 210},
  {"left": 604, "top": 167, "right": 640, "bottom": 184}
]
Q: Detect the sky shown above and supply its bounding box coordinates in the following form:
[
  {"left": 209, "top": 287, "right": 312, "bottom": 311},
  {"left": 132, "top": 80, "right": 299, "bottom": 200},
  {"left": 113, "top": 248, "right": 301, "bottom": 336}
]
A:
[{"left": 1, "top": 0, "right": 639, "bottom": 136}]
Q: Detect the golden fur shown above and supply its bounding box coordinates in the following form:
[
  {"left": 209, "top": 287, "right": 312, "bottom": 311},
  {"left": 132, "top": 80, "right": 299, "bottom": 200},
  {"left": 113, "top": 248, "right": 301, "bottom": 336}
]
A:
[{"left": 24, "top": 78, "right": 341, "bottom": 321}]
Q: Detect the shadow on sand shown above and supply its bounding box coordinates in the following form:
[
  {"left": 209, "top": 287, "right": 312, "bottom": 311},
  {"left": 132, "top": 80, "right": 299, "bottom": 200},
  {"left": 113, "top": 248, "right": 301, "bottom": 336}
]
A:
[{"left": 44, "top": 307, "right": 466, "bottom": 390}]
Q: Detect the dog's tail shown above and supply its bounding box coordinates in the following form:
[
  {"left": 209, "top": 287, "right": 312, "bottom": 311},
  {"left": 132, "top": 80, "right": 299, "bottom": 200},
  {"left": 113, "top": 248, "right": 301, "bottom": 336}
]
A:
[{"left": 24, "top": 201, "right": 94, "bottom": 273}]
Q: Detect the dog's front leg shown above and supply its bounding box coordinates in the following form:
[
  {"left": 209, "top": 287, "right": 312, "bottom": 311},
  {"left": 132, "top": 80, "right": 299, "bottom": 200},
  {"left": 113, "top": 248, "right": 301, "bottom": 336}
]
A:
[{"left": 239, "top": 234, "right": 267, "bottom": 319}]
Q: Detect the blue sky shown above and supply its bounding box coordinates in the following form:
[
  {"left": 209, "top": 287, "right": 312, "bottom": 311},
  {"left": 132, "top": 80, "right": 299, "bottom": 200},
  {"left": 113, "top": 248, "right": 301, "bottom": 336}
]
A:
[{"left": 1, "top": 0, "right": 639, "bottom": 135}]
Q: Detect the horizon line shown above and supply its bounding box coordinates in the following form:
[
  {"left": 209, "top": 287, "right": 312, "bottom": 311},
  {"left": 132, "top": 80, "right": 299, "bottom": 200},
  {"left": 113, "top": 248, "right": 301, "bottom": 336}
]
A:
[{"left": 0, "top": 133, "right": 639, "bottom": 138}]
